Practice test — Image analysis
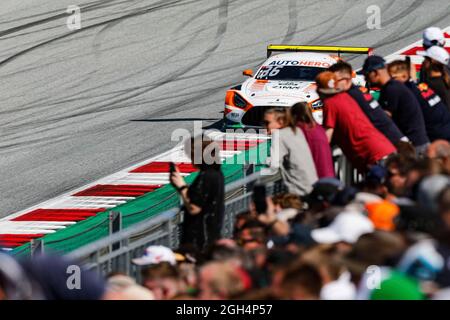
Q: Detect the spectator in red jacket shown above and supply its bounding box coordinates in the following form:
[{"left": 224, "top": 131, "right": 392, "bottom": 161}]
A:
[
  {"left": 289, "top": 102, "right": 335, "bottom": 178},
  {"left": 316, "top": 71, "right": 397, "bottom": 172}
]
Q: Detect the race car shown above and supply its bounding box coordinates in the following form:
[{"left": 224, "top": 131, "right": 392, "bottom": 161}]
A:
[{"left": 223, "top": 45, "right": 373, "bottom": 129}]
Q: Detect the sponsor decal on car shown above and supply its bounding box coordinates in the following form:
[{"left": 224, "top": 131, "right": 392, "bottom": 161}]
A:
[
  {"left": 267, "top": 60, "right": 331, "bottom": 68},
  {"left": 272, "top": 81, "right": 302, "bottom": 90}
]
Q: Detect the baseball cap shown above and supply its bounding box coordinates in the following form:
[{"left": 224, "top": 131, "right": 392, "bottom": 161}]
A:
[
  {"left": 132, "top": 245, "right": 176, "bottom": 266},
  {"left": 362, "top": 55, "right": 386, "bottom": 74},
  {"left": 423, "top": 27, "right": 446, "bottom": 48},
  {"left": 311, "top": 210, "right": 374, "bottom": 244},
  {"left": 366, "top": 200, "right": 400, "bottom": 232},
  {"left": 332, "top": 186, "right": 358, "bottom": 206},
  {"left": 304, "top": 178, "right": 345, "bottom": 205},
  {"left": 315, "top": 71, "right": 342, "bottom": 94},
  {"left": 418, "top": 46, "right": 450, "bottom": 66},
  {"left": 366, "top": 165, "right": 387, "bottom": 184}
]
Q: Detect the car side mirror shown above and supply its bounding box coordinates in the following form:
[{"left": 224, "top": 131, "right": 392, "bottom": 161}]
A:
[{"left": 243, "top": 69, "right": 253, "bottom": 77}]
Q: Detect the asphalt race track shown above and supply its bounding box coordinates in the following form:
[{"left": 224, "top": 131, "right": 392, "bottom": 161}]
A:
[{"left": 1, "top": 0, "right": 450, "bottom": 217}]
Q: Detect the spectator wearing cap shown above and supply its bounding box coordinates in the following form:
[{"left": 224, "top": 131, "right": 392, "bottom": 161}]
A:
[
  {"left": 363, "top": 55, "right": 430, "bottom": 156},
  {"left": 316, "top": 71, "right": 397, "bottom": 172},
  {"left": 421, "top": 27, "right": 449, "bottom": 83},
  {"left": 303, "top": 178, "right": 345, "bottom": 214},
  {"left": 295, "top": 178, "right": 347, "bottom": 240},
  {"left": 419, "top": 46, "right": 450, "bottom": 109},
  {"left": 423, "top": 27, "right": 447, "bottom": 50},
  {"left": 358, "top": 165, "right": 389, "bottom": 199},
  {"left": 388, "top": 60, "right": 450, "bottom": 142},
  {"left": 264, "top": 108, "right": 318, "bottom": 196},
  {"left": 329, "top": 61, "right": 407, "bottom": 146},
  {"left": 132, "top": 245, "right": 185, "bottom": 299},
  {"left": 310, "top": 208, "right": 375, "bottom": 252},
  {"left": 170, "top": 136, "right": 225, "bottom": 251},
  {"left": 289, "top": 102, "right": 335, "bottom": 178}
]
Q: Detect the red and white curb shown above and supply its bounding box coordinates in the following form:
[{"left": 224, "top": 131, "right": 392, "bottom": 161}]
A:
[{"left": 0, "top": 132, "right": 269, "bottom": 249}]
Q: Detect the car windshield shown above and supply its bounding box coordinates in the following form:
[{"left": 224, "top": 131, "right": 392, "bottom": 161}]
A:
[{"left": 255, "top": 65, "right": 326, "bottom": 81}]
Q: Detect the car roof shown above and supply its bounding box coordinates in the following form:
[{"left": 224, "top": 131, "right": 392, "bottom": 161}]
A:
[{"left": 262, "top": 52, "right": 337, "bottom": 68}]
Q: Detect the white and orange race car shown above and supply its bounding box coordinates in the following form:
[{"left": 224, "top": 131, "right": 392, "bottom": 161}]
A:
[{"left": 223, "top": 45, "right": 373, "bottom": 129}]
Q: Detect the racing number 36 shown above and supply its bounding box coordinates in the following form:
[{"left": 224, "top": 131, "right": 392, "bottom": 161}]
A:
[{"left": 256, "top": 66, "right": 283, "bottom": 79}]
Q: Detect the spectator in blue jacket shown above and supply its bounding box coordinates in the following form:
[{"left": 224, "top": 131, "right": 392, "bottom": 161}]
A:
[
  {"left": 388, "top": 59, "right": 450, "bottom": 142},
  {"left": 363, "top": 55, "right": 430, "bottom": 156}
]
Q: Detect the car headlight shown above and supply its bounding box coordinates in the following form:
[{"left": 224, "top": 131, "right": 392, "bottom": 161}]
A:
[
  {"left": 233, "top": 92, "right": 248, "bottom": 109},
  {"left": 311, "top": 100, "right": 323, "bottom": 110}
]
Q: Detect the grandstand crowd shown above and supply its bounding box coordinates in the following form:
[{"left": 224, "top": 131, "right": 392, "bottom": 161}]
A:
[{"left": 1, "top": 27, "right": 450, "bottom": 300}]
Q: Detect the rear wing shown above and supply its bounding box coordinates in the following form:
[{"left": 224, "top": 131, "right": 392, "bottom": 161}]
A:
[{"left": 267, "top": 45, "right": 374, "bottom": 58}]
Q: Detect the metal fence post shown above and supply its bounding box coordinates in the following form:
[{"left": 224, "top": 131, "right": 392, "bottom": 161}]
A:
[
  {"left": 109, "top": 211, "right": 122, "bottom": 252},
  {"left": 244, "top": 163, "right": 255, "bottom": 194},
  {"left": 30, "top": 239, "right": 44, "bottom": 257},
  {"left": 167, "top": 217, "right": 179, "bottom": 249}
]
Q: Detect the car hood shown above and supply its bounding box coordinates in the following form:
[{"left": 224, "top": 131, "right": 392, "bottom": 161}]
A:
[{"left": 241, "top": 78, "right": 319, "bottom": 105}]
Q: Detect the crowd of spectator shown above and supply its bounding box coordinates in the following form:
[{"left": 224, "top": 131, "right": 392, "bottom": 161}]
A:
[{"left": 1, "top": 27, "right": 450, "bottom": 300}]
